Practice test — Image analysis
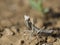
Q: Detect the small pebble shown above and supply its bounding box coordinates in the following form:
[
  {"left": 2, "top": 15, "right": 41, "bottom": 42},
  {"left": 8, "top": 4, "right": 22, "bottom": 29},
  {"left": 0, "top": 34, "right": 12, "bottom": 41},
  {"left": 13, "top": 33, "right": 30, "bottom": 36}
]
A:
[
  {"left": 4, "top": 28, "right": 13, "bottom": 35},
  {"left": 11, "top": 26, "right": 17, "bottom": 33},
  {"left": 42, "top": 43, "right": 46, "bottom": 45},
  {"left": 47, "top": 36, "right": 56, "bottom": 43},
  {"left": 42, "top": 43, "right": 53, "bottom": 45}
]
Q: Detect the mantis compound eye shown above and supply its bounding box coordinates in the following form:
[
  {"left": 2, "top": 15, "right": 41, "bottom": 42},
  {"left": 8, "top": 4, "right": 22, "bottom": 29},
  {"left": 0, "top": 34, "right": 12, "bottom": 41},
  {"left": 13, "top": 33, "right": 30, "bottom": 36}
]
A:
[{"left": 24, "top": 15, "right": 30, "bottom": 21}]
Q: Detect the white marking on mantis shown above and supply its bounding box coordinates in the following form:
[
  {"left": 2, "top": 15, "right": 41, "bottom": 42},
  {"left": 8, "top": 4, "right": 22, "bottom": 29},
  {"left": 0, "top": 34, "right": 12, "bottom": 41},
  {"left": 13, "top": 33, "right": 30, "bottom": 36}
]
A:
[{"left": 24, "top": 15, "right": 30, "bottom": 21}]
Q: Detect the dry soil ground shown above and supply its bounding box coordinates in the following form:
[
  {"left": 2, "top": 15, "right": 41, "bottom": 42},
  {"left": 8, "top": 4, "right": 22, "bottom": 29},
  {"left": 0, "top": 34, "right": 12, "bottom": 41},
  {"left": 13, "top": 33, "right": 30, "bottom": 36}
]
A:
[{"left": 0, "top": 0, "right": 60, "bottom": 45}]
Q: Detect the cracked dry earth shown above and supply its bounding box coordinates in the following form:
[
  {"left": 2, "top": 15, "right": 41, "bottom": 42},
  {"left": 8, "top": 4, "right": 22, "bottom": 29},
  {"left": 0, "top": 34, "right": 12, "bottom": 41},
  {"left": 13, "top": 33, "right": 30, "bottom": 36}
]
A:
[{"left": 0, "top": 0, "right": 60, "bottom": 45}]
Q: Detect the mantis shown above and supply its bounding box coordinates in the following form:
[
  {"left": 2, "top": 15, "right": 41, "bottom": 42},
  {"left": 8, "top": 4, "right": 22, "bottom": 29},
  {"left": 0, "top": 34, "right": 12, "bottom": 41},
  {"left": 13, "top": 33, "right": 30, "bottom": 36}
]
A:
[
  {"left": 24, "top": 15, "right": 54, "bottom": 36},
  {"left": 24, "top": 0, "right": 60, "bottom": 36}
]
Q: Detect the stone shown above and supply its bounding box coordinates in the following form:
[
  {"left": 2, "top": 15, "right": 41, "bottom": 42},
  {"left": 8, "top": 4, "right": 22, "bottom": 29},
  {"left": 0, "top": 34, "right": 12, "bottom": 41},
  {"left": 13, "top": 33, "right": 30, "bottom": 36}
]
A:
[
  {"left": 47, "top": 36, "right": 56, "bottom": 43},
  {"left": 4, "top": 28, "right": 13, "bottom": 36}
]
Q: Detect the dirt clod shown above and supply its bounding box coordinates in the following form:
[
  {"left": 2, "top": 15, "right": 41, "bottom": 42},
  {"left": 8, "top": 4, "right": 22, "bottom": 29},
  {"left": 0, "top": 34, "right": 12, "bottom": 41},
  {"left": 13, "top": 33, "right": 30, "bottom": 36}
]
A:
[{"left": 47, "top": 36, "right": 56, "bottom": 43}]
